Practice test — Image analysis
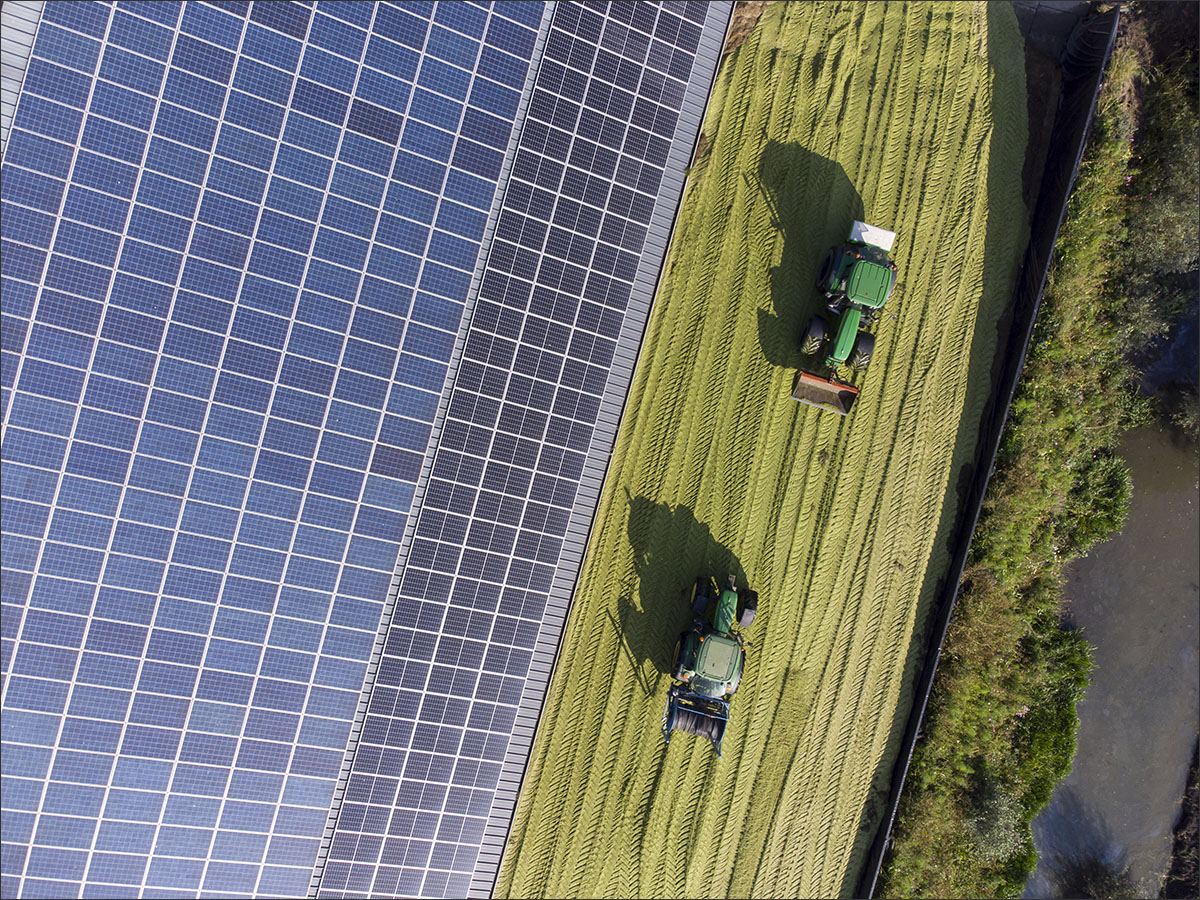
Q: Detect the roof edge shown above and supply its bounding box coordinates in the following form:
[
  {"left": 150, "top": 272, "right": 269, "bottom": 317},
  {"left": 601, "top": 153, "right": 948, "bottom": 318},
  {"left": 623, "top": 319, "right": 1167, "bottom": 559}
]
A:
[{"left": 0, "top": 0, "right": 45, "bottom": 159}]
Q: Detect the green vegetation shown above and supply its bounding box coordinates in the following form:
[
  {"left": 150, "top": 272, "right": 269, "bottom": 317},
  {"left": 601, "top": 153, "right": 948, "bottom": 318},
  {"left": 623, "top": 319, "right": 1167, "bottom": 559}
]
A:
[
  {"left": 1123, "top": 28, "right": 1199, "bottom": 443},
  {"left": 880, "top": 7, "right": 1198, "bottom": 898},
  {"left": 498, "top": 3, "right": 1028, "bottom": 897},
  {"left": 1112, "top": 38, "right": 1199, "bottom": 353}
]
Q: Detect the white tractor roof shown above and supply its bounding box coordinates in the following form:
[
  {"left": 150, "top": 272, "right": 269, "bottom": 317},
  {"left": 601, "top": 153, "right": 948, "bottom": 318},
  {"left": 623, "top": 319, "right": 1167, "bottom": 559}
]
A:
[{"left": 849, "top": 220, "right": 896, "bottom": 252}]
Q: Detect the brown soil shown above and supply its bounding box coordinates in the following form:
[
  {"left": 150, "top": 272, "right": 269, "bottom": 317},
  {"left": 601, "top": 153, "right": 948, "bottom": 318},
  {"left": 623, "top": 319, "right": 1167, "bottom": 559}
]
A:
[
  {"left": 722, "top": 0, "right": 770, "bottom": 58},
  {"left": 1114, "top": 14, "right": 1153, "bottom": 136},
  {"left": 1112, "top": 1, "right": 1199, "bottom": 137},
  {"left": 693, "top": 2, "right": 771, "bottom": 167},
  {"left": 1137, "top": 0, "right": 1200, "bottom": 67},
  {"left": 1161, "top": 738, "right": 1200, "bottom": 899}
]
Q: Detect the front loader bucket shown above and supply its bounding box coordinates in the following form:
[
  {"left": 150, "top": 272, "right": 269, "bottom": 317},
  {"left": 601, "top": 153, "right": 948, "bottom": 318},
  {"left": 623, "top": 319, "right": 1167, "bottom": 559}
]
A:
[
  {"left": 663, "top": 687, "right": 729, "bottom": 755},
  {"left": 792, "top": 370, "right": 858, "bottom": 415}
]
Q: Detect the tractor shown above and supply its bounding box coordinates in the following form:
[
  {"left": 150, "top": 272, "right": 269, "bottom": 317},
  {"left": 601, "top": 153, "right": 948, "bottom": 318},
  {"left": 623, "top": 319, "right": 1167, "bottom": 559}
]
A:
[
  {"left": 662, "top": 574, "right": 757, "bottom": 755},
  {"left": 793, "top": 221, "right": 898, "bottom": 415}
]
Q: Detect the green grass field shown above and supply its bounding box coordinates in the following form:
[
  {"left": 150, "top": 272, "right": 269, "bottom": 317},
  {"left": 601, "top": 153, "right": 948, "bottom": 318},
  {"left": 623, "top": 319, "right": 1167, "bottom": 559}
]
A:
[{"left": 497, "top": 3, "right": 1028, "bottom": 897}]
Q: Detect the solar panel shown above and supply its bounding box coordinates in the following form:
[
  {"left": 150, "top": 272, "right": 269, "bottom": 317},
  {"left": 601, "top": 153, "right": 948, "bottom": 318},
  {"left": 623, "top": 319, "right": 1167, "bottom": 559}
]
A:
[{"left": 1, "top": 1, "right": 731, "bottom": 898}]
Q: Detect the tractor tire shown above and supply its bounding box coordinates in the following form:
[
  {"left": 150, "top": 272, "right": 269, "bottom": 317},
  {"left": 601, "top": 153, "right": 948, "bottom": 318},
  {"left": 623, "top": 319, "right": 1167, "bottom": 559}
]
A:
[
  {"left": 816, "top": 249, "right": 837, "bottom": 290},
  {"left": 800, "top": 316, "right": 829, "bottom": 355},
  {"left": 671, "top": 637, "right": 685, "bottom": 680},
  {"left": 691, "top": 577, "right": 710, "bottom": 617},
  {"left": 851, "top": 333, "right": 875, "bottom": 370},
  {"left": 738, "top": 590, "right": 758, "bottom": 629}
]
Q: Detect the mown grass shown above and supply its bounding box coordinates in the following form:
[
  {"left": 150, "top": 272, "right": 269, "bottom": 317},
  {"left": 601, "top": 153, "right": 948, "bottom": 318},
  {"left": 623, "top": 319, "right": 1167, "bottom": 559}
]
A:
[{"left": 879, "top": 9, "right": 1198, "bottom": 896}]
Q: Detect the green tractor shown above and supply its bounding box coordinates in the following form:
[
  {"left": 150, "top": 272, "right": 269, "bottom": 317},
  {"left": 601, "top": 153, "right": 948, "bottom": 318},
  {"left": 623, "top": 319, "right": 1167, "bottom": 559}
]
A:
[
  {"left": 662, "top": 574, "right": 757, "bottom": 755},
  {"left": 793, "top": 221, "right": 899, "bottom": 415}
]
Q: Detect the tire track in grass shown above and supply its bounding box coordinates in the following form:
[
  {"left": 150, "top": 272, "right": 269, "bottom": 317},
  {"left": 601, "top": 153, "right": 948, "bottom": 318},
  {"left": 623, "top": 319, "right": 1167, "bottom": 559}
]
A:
[
  {"left": 708, "top": 415, "right": 814, "bottom": 891},
  {"left": 574, "top": 643, "right": 635, "bottom": 890},
  {"left": 725, "top": 441, "right": 834, "bottom": 894},
  {"left": 497, "top": 3, "right": 1027, "bottom": 897},
  {"left": 554, "top": 623, "right": 613, "bottom": 887}
]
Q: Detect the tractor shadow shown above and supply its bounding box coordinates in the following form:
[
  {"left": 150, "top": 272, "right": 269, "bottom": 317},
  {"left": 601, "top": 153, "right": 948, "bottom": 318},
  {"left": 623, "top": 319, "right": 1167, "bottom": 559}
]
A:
[
  {"left": 610, "top": 495, "right": 747, "bottom": 696},
  {"left": 751, "top": 139, "right": 865, "bottom": 369}
]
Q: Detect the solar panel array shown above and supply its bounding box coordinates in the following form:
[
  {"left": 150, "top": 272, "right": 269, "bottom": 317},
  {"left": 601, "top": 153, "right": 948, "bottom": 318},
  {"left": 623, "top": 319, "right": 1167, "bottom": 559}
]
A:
[
  {"left": 1, "top": 1, "right": 541, "bottom": 896},
  {"left": 316, "top": 2, "right": 724, "bottom": 896},
  {"left": 0, "top": 1, "right": 730, "bottom": 898}
]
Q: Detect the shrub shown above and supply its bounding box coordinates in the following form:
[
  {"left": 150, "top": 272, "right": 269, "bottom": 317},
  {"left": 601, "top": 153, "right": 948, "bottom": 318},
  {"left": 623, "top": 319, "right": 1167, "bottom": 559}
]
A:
[
  {"left": 1114, "top": 49, "right": 1200, "bottom": 353},
  {"left": 969, "top": 773, "right": 1028, "bottom": 865},
  {"left": 1059, "top": 453, "right": 1133, "bottom": 557}
]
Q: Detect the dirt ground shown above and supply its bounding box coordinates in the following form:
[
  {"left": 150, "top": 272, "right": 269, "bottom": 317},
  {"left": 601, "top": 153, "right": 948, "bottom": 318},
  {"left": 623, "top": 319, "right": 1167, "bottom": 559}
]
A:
[
  {"left": 1161, "top": 739, "right": 1199, "bottom": 899},
  {"left": 723, "top": 0, "right": 771, "bottom": 59}
]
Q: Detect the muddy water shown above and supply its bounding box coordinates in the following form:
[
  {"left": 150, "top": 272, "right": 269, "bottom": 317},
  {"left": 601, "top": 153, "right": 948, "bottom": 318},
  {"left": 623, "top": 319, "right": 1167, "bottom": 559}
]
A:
[{"left": 1024, "top": 425, "right": 1199, "bottom": 897}]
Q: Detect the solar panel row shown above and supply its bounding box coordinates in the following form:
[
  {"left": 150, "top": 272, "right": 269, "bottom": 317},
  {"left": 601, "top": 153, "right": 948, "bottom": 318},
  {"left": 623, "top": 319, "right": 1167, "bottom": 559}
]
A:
[
  {"left": 2, "top": 2, "right": 541, "bottom": 897},
  {"left": 1, "top": 1, "right": 728, "bottom": 897}
]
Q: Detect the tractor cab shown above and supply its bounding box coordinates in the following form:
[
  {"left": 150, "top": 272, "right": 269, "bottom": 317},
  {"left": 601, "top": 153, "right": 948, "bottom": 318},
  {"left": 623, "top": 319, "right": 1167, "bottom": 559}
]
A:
[
  {"left": 816, "top": 220, "right": 898, "bottom": 313},
  {"left": 675, "top": 628, "right": 744, "bottom": 699},
  {"left": 843, "top": 251, "right": 896, "bottom": 309}
]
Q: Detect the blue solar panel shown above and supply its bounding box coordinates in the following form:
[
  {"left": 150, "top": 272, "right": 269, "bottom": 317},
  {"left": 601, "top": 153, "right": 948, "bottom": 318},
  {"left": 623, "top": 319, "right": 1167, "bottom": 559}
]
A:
[
  {"left": 312, "top": 2, "right": 718, "bottom": 897},
  {"left": 1, "top": 0, "right": 542, "bottom": 895}
]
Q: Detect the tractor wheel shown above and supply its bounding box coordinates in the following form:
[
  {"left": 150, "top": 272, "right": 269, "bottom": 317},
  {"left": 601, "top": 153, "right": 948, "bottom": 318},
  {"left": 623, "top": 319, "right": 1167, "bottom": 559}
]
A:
[
  {"left": 691, "top": 577, "right": 710, "bottom": 617},
  {"left": 816, "top": 249, "right": 837, "bottom": 289},
  {"left": 800, "top": 316, "right": 829, "bottom": 355},
  {"left": 671, "top": 637, "right": 685, "bottom": 680},
  {"left": 738, "top": 590, "right": 758, "bottom": 629},
  {"left": 851, "top": 333, "right": 875, "bottom": 370}
]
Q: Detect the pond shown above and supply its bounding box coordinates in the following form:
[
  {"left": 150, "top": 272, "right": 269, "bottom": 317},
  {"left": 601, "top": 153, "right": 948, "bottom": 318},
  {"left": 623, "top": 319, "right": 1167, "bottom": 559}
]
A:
[{"left": 1025, "top": 423, "right": 1199, "bottom": 897}]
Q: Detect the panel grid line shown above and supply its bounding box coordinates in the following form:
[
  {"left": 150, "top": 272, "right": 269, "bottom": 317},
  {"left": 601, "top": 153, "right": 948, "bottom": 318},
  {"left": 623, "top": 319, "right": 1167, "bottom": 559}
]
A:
[{"left": 2, "top": 7, "right": 131, "bottom": 891}]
